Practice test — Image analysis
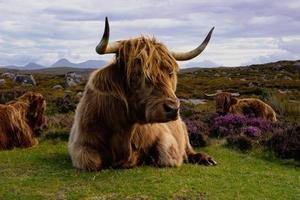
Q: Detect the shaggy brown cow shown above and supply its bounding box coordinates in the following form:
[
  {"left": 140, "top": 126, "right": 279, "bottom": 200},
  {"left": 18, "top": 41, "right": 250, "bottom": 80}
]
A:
[
  {"left": 0, "top": 92, "right": 46, "bottom": 150},
  {"left": 206, "top": 92, "right": 277, "bottom": 121},
  {"left": 68, "top": 18, "right": 217, "bottom": 171}
]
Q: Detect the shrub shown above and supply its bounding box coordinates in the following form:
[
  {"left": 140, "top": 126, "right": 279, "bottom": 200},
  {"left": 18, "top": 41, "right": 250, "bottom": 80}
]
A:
[
  {"left": 54, "top": 95, "right": 77, "bottom": 113},
  {"left": 227, "top": 134, "right": 254, "bottom": 151},
  {"left": 40, "top": 113, "right": 74, "bottom": 141},
  {"left": 267, "top": 124, "right": 300, "bottom": 160},
  {"left": 184, "top": 119, "right": 209, "bottom": 147},
  {"left": 241, "top": 126, "right": 261, "bottom": 138},
  {"left": 211, "top": 114, "right": 275, "bottom": 137},
  {"left": 180, "top": 103, "right": 212, "bottom": 147},
  {"left": 264, "top": 90, "right": 300, "bottom": 122}
]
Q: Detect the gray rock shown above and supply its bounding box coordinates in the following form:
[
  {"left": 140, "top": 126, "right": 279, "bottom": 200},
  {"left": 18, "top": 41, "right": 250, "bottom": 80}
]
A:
[
  {"left": 14, "top": 74, "right": 36, "bottom": 85},
  {"left": 52, "top": 85, "right": 64, "bottom": 90},
  {"left": 283, "top": 76, "right": 292, "bottom": 80},
  {"left": 180, "top": 98, "right": 207, "bottom": 105},
  {"left": 1, "top": 72, "right": 15, "bottom": 79},
  {"left": 76, "top": 92, "right": 83, "bottom": 99},
  {"left": 272, "top": 64, "right": 283, "bottom": 71},
  {"left": 65, "top": 72, "right": 83, "bottom": 87},
  {"left": 0, "top": 79, "right": 5, "bottom": 84},
  {"left": 248, "top": 82, "right": 260, "bottom": 87}
]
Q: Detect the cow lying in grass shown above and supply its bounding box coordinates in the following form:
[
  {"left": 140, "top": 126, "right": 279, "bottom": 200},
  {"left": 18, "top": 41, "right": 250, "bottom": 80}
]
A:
[
  {"left": 206, "top": 92, "right": 277, "bottom": 122},
  {"left": 68, "top": 18, "right": 217, "bottom": 171},
  {"left": 0, "top": 92, "right": 46, "bottom": 150}
]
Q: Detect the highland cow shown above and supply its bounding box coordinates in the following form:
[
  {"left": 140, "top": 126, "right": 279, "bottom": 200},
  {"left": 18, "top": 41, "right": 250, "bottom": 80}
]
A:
[
  {"left": 68, "top": 18, "right": 217, "bottom": 171},
  {"left": 0, "top": 92, "right": 46, "bottom": 150},
  {"left": 206, "top": 92, "right": 277, "bottom": 122}
]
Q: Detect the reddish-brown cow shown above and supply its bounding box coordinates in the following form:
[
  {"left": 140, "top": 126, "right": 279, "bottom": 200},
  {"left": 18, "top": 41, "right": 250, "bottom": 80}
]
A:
[
  {"left": 0, "top": 92, "right": 46, "bottom": 150},
  {"left": 68, "top": 18, "right": 217, "bottom": 171},
  {"left": 206, "top": 92, "right": 277, "bottom": 121}
]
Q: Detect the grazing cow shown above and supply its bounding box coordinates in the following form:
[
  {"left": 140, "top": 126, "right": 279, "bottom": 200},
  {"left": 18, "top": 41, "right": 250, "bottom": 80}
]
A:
[
  {"left": 0, "top": 92, "right": 46, "bottom": 150},
  {"left": 68, "top": 18, "right": 217, "bottom": 171},
  {"left": 206, "top": 92, "right": 277, "bottom": 121}
]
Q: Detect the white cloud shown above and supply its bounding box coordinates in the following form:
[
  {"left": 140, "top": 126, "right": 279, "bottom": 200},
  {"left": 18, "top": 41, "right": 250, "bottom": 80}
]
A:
[{"left": 0, "top": 0, "right": 299, "bottom": 67}]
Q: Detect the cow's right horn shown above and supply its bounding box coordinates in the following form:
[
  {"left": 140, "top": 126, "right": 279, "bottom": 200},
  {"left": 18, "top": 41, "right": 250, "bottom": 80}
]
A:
[
  {"left": 171, "top": 27, "right": 214, "bottom": 61},
  {"left": 95, "top": 17, "right": 120, "bottom": 54}
]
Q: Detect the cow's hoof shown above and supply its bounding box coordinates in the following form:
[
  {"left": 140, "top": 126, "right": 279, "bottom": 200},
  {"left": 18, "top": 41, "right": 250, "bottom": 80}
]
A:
[{"left": 189, "top": 153, "right": 217, "bottom": 166}]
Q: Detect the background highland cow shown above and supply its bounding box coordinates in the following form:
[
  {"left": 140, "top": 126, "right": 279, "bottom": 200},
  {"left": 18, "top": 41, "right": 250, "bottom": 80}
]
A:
[{"left": 0, "top": 92, "right": 46, "bottom": 150}]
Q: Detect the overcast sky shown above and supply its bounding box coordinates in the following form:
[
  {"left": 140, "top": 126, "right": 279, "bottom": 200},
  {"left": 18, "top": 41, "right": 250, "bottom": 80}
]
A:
[{"left": 0, "top": 0, "right": 299, "bottom": 68}]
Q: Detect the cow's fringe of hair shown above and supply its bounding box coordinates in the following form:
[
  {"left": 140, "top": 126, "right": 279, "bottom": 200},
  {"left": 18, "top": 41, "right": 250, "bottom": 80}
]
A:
[
  {"left": 119, "top": 36, "right": 179, "bottom": 87},
  {"left": 88, "top": 36, "right": 179, "bottom": 112}
]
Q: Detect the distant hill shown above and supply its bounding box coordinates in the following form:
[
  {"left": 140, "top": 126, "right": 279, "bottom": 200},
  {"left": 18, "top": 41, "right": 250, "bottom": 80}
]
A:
[
  {"left": 1, "top": 58, "right": 107, "bottom": 70},
  {"left": 24, "top": 62, "right": 45, "bottom": 70},
  {"left": 0, "top": 67, "right": 95, "bottom": 76},
  {"left": 51, "top": 58, "right": 107, "bottom": 68}
]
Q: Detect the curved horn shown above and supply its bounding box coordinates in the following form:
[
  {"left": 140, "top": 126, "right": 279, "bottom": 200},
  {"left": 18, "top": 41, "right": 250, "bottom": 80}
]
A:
[
  {"left": 171, "top": 27, "right": 214, "bottom": 61},
  {"left": 95, "top": 17, "right": 120, "bottom": 54}
]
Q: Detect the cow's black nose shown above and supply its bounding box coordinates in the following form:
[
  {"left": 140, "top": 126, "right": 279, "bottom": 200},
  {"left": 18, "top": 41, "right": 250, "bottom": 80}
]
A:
[{"left": 164, "top": 103, "right": 179, "bottom": 115}]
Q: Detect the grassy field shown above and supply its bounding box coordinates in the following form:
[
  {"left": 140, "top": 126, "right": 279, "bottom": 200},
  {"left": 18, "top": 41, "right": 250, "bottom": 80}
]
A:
[
  {"left": 0, "top": 60, "right": 299, "bottom": 199},
  {"left": 0, "top": 140, "right": 299, "bottom": 200}
]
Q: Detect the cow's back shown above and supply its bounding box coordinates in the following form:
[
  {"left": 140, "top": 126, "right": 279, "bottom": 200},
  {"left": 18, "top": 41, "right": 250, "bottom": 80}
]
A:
[{"left": 231, "top": 98, "right": 277, "bottom": 121}]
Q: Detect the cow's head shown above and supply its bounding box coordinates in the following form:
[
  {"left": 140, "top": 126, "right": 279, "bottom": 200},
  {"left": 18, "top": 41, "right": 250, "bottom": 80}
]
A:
[
  {"left": 205, "top": 92, "right": 240, "bottom": 115},
  {"left": 18, "top": 92, "right": 46, "bottom": 134},
  {"left": 94, "top": 17, "right": 214, "bottom": 123}
]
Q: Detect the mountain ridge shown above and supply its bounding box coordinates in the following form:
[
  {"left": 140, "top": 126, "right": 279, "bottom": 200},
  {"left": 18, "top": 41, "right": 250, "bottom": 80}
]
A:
[{"left": 1, "top": 58, "right": 107, "bottom": 70}]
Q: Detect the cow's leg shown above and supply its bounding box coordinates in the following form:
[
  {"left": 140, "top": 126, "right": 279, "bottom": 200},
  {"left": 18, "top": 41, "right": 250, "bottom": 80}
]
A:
[
  {"left": 16, "top": 126, "right": 38, "bottom": 148},
  {"left": 155, "top": 133, "right": 182, "bottom": 167},
  {"left": 185, "top": 141, "right": 217, "bottom": 166},
  {"left": 110, "top": 133, "right": 138, "bottom": 168},
  {"left": 69, "top": 145, "right": 103, "bottom": 171},
  {"left": 183, "top": 124, "right": 217, "bottom": 166}
]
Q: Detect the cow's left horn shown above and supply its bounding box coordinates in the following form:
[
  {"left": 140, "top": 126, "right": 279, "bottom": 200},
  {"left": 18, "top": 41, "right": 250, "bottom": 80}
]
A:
[
  {"left": 96, "top": 17, "right": 120, "bottom": 54},
  {"left": 171, "top": 27, "right": 214, "bottom": 61}
]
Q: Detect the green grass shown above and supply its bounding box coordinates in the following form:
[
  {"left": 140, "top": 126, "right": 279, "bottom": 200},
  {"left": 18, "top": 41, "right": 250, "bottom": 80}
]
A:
[{"left": 0, "top": 141, "right": 299, "bottom": 200}]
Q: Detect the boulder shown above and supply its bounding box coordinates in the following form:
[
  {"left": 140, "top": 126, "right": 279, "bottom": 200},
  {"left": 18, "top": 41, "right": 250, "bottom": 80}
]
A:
[
  {"left": 272, "top": 64, "right": 283, "bottom": 71},
  {"left": 14, "top": 74, "right": 36, "bottom": 85},
  {"left": 1, "top": 72, "right": 15, "bottom": 79},
  {"left": 52, "top": 85, "right": 64, "bottom": 90},
  {"left": 65, "top": 72, "right": 83, "bottom": 87},
  {"left": 0, "top": 79, "right": 5, "bottom": 84},
  {"left": 283, "top": 76, "right": 292, "bottom": 80},
  {"left": 76, "top": 91, "right": 83, "bottom": 99},
  {"left": 248, "top": 82, "right": 260, "bottom": 87}
]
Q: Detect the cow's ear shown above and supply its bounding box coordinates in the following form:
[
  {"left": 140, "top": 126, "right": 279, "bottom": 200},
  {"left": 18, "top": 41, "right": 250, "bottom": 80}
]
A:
[{"left": 230, "top": 97, "right": 238, "bottom": 105}]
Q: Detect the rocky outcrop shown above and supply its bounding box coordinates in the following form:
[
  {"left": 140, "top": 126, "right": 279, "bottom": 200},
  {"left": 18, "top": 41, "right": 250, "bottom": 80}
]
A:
[
  {"left": 14, "top": 74, "right": 36, "bottom": 85},
  {"left": 52, "top": 85, "right": 64, "bottom": 90},
  {"left": 1, "top": 72, "right": 16, "bottom": 80},
  {"left": 65, "top": 72, "right": 83, "bottom": 87}
]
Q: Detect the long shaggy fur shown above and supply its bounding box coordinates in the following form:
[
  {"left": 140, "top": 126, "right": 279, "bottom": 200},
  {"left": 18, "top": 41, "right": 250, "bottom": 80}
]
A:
[
  {"left": 68, "top": 37, "right": 215, "bottom": 171},
  {"left": 215, "top": 92, "right": 277, "bottom": 121},
  {"left": 0, "top": 92, "right": 46, "bottom": 150}
]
